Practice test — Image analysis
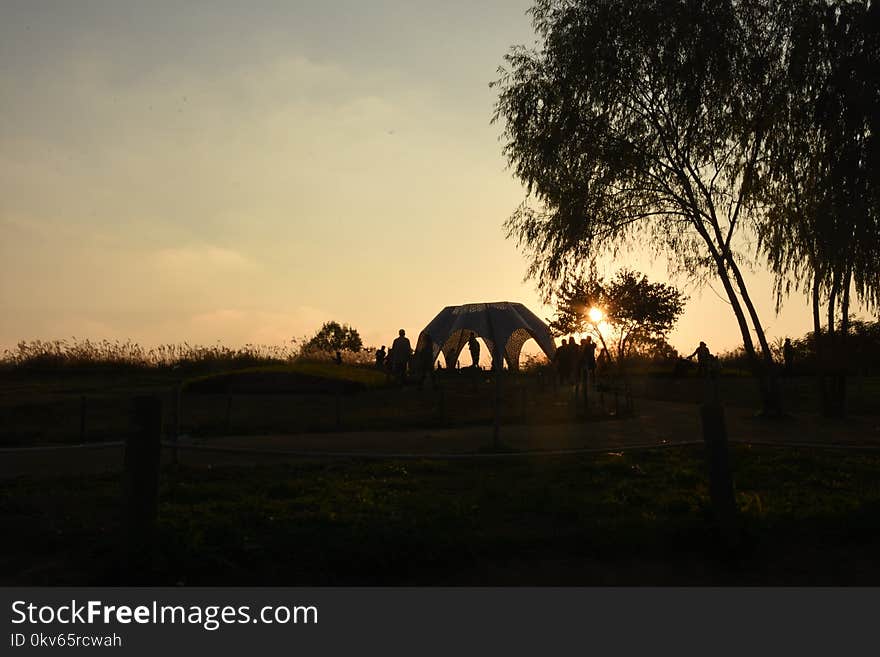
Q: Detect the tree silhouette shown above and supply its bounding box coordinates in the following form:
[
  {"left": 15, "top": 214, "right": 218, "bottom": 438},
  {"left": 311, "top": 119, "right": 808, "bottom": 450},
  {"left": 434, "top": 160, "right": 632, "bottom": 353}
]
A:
[
  {"left": 493, "top": 0, "right": 790, "bottom": 414},
  {"left": 304, "top": 321, "right": 363, "bottom": 356},
  {"left": 757, "top": 0, "right": 880, "bottom": 416},
  {"left": 549, "top": 269, "right": 686, "bottom": 364}
]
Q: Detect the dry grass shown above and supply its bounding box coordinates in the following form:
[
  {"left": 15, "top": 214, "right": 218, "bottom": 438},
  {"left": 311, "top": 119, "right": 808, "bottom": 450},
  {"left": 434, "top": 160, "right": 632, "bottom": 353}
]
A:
[{"left": 1, "top": 338, "right": 377, "bottom": 371}]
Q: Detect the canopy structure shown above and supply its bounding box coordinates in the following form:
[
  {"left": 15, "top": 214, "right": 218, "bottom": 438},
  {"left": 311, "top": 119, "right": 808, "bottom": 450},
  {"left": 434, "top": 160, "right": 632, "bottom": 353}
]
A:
[{"left": 415, "top": 302, "right": 557, "bottom": 372}]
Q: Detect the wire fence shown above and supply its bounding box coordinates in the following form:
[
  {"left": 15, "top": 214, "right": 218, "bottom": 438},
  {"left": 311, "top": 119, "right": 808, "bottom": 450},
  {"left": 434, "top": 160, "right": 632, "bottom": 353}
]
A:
[{"left": 1, "top": 375, "right": 636, "bottom": 448}]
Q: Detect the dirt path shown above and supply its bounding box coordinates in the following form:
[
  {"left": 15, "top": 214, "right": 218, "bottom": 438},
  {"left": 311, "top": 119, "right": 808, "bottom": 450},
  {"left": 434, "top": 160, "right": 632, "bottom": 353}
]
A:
[{"left": 3, "top": 399, "right": 878, "bottom": 479}]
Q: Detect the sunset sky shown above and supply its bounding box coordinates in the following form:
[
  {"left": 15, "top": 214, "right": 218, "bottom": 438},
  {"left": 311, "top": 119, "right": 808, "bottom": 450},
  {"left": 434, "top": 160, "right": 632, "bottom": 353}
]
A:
[{"left": 0, "top": 1, "right": 862, "bottom": 358}]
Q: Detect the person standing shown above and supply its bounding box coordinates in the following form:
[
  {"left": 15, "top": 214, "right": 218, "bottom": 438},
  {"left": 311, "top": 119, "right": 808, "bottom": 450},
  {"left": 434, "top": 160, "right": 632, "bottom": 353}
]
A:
[
  {"left": 375, "top": 345, "right": 386, "bottom": 370},
  {"left": 390, "top": 329, "right": 412, "bottom": 385},
  {"left": 574, "top": 337, "right": 596, "bottom": 398},
  {"left": 467, "top": 332, "right": 481, "bottom": 368},
  {"left": 687, "top": 341, "right": 712, "bottom": 377},
  {"left": 555, "top": 338, "right": 572, "bottom": 385},
  {"left": 783, "top": 338, "right": 794, "bottom": 376},
  {"left": 596, "top": 347, "right": 609, "bottom": 384},
  {"left": 582, "top": 336, "right": 597, "bottom": 380},
  {"left": 414, "top": 343, "right": 436, "bottom": 390}
]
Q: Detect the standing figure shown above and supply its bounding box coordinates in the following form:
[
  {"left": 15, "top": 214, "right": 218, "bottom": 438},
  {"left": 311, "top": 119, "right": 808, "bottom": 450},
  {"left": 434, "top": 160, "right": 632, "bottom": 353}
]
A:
[
  {"left": 375, "top": 345, "right": 386, "bottom": 370},
  {"left": 687, "top": 341, "right": 712, "bottom": 377},
  {"left": 565, "top": 336, "right": 577, "bottom": 384},
  {"left": 554, "top": 338, "right": 573, "bottom": 385},
  {"left": 596, "top": 347, "right": 609, "bottom": 384},
  {"left": 390, "top": 329, "right": 412, "bottom": 385},
  {"left": 414, "top": 344, "right": 436, "bottom": 390},
  {"left": 783, "top": 338, "right": 794, "bottom": 376},
  {"left": 467, "top": 332, "right": 481, "bottom": 368},
  {"left": 581, "top": 336, "right": 597, "bottom": 381}
]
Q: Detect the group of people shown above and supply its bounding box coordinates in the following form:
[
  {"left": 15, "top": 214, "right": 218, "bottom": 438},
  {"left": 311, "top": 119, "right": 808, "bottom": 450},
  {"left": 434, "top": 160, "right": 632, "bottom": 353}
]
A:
[
  {"left": 372, "top": 332, "right": 797, "bottom": 390},
  {"left": 374, "top": 329, "right": 437, "bottom": 387},
  {"left": 375, "top": 329, "right": 412, "bottom": 384},
  {"left": 685, "top": 338, "right": 795, "bottom": 377},
  {"left": 553, "top": 335, "right": 608, "bottom": 387}
]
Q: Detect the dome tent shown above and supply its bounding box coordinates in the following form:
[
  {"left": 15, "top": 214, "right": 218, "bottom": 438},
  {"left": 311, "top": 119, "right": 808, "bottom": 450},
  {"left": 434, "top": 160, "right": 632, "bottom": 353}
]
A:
[{"left": 415, "top": 302, "right": 557, "bottom": 371}]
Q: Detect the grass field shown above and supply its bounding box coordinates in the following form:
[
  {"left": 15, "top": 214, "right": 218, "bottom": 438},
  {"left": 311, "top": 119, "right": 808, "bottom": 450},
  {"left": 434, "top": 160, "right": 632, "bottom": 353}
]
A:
[
  {"left": 3, "top": 361, "right": 878, "bottom": 585},
  {"left": 0, "top": 366, "right": 633, "bottom": 446},
  {"left": 3, "top": 444, "right": 879, "bottom": 585},
  {"left": 3, "top": 363, "right": 876, "bottom": 447}
]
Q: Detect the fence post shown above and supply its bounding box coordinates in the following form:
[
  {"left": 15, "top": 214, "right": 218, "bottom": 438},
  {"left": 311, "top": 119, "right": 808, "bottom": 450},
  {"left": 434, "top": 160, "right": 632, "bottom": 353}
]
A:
[
  {"left": 123, "top": 395, "right": 162, "bottom": 580},
  {"left": 700, "top": 374, "right": 739, "bottom": 551},
  {"left": 79, "top": 395, "right": 87, "bottom": 442}
]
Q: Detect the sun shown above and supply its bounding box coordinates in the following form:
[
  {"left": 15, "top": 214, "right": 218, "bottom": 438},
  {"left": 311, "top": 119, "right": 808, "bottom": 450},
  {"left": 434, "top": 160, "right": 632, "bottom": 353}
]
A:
[{"left": 588, "top": 307, "right": 604, "bottom": 323}]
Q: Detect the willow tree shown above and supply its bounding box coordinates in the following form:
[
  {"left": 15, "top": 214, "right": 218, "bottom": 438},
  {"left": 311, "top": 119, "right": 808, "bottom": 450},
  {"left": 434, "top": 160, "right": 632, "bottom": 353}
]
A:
[
  {"left": 493, "top": 0, "right": 790, "bottom": 414},
  {"left": 757, "top": 0, "right": 880, "bottom": 416}
]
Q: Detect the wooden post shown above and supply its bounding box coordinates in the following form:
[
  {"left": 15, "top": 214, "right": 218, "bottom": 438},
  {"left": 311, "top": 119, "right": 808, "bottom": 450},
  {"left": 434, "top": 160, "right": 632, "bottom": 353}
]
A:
[
  {"left": 700, "top": 374, "right": 739, "bottom": 551},
  {"left": 123, "top": 395, "right": 162, "bottom": 580},
  {"left": 79, "top": 395, "right": 87, "bottom": 442}
]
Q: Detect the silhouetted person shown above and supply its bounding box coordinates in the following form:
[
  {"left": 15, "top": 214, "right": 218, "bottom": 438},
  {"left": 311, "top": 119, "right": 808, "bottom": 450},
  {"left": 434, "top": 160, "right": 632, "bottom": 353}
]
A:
[
  {"left": 554, "top": 338, "right": 574, "bottom": 385},
  {"left": 783, "top": 338, "right": 794, "bottom": 376},
  {"left": 390, "top": 329, "right": 412, "bottom": 385},
  {"left": 333, "top": 350, "right": 342, "bottom": 365},
  {"left": 551, "top": 338, "right": 563, "bottom": 382},
  {"left": 468, "top": 332, "right": 480, "bottom": 368},
  {"left": 687, "top": 341, "right": 712, "bottom": 377},
  {"left": 414, "top": 344, "right": 436, "bottom": 390},
  {"left": 579, "top": 337, "right": 597, "bottom": 390},
  {"left": 375, "top": 345, "right": 386, "bottom": 370},
  {"left": 597, "top": 347, "right": 609, "bottom": 381}
]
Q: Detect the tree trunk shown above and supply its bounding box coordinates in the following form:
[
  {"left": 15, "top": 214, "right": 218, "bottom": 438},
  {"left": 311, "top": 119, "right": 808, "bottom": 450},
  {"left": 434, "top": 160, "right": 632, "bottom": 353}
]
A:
[
  {"left": 812, "top": 270, "right": 827, "bottom": 415},
  {"left": 828, "top": 267, "right": 852, "bottom": 418},
  {"left": 824, "top": 271, "right": 841, "bottom": 417},
  {"left": 709, "top": 254, "right": 773, "bottom": 409},
  {"left": 724, "top": 252, "right": 782, "bottom": 416}
]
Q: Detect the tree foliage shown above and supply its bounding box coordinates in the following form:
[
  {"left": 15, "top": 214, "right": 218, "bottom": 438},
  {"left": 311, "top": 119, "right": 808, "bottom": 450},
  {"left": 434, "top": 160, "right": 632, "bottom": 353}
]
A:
[
  {"left": 304, "top": 321, "right": 363, "bottom": 355},
  {"left": 758, "top": 0, "right": 880, "bottom": 313},
  {"left": 754, "top": 0, "right": 880, "bottom": 416},
  {"left": 491, "top": 0, "right": 877, "bottom": 414},
  {"left": 549, "top": 269, "right": 686, "bottom": 362}
]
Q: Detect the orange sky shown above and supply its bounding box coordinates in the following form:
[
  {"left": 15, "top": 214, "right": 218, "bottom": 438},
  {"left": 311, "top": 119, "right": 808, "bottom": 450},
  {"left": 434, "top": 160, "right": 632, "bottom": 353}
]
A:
[{"left": 1, "top": 1, "right": 870, "bottom": 359}]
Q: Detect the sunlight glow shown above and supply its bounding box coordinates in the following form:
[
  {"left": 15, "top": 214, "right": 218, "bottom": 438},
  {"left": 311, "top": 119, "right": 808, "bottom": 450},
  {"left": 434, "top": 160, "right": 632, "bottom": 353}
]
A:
[{"left": 588, "top": 307, "right": 604, "bottom": 323}]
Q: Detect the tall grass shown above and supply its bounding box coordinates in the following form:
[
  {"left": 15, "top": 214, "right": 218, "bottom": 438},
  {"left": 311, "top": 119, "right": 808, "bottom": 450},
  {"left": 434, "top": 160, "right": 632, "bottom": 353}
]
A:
[
  {"left": 0, "top": 338, "right": 300, "bottom": 372},
  {"left": 0, "top": 337, "right": 381, "bottom": 373}
]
